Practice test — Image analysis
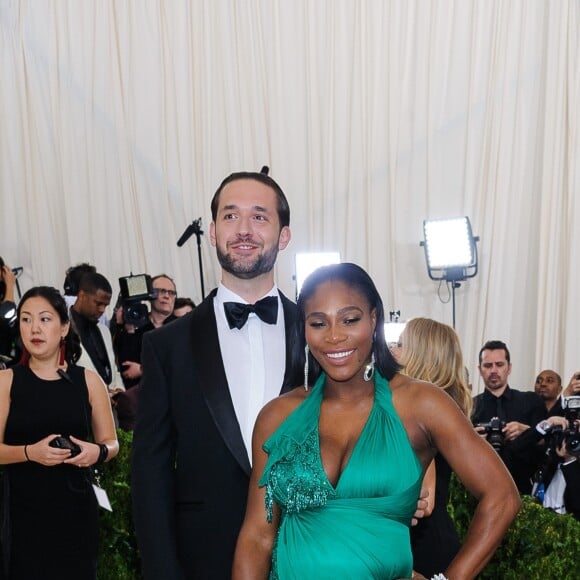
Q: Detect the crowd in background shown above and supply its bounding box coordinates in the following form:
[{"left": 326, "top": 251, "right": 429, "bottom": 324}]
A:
[{"left": 1, "top": 167, "right": 579, "bottom": 580}]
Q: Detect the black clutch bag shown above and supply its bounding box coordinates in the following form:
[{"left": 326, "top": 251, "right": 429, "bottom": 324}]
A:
[{"left": 49, "top": 436, "right": 82, "bottom": 457}]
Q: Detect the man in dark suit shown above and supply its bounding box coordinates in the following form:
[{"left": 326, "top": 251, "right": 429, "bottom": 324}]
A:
[
  {"left": 131, "top": 170, "right": 301, "bottom": 579},
  {"left": 473, "top": 340, "right": 546, "bottom": 494}
]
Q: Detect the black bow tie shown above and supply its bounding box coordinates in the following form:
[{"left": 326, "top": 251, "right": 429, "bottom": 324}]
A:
[{"left": 223, "top": 296, "right": 279, "bottom": 330}]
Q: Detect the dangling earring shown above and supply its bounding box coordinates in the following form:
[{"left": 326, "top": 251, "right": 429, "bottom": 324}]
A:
[
  {"left": 363, "top": 352, "right": 375, "bottom": 382},
  {"left": 19, "top": 349, "right": 30, "bottom": 366},
  {"left": 58, "top": 337, "right": 66, "bottom": 367},
  {"left": 304, "top": 344, "right": 310, "bottom": 391}
]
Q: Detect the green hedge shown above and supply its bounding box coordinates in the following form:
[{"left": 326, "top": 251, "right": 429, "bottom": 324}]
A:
[
  {"left": 97, "top": 429, "right": 141, "bottom": 580},
  {"left": 97, "top": 432, "right": 580, "bottom": 579},
  {"left": 448, "top": 474, "right": 580, "bottom": 578}
]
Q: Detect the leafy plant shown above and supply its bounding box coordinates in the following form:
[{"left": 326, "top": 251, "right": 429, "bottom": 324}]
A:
[
  {"left": 92, "top": 435, "right": 580, "bottom": 578},
  {"left": 448, "top": 475, "right": 580, "bottom": 578},
  {"left": 97, "top": 429, "right": 141, "bottom": 580}
]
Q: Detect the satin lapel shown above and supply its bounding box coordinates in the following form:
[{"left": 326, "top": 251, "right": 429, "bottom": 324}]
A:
[
  {"left": 280, "top": 292, "right": 300, "bottom": 393},
  {"left": 192, "top": 292, "right": 251, "bottom": 476}
]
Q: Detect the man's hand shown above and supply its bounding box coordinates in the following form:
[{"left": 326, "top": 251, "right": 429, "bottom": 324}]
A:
[
  {"left": 1, "top": 264, "right": 16, "bottom": 302},
  {"left": 121, "top": 361, "right": 143, "bottom": 380},
  {"left": 502, "top": 421, "right": 529, "bottom": 441},
  {"left": 474, "top": 425, "right": 488, "bottom": 438}
]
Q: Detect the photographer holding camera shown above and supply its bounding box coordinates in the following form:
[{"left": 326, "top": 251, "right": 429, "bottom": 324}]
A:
[
  {"left": 113, "top": 274, "right": 178, "bottom": 390},
  {"left": 532, "top": 407, "right": 580, "bottom": 519},
  {"left": 111, "top": 274, "right": 178, "bottom": 430},
  {"left": 473, "top": 340, "right": 547, "bottom": 494},
  {"left": 0, "top": 257, "right": 20, "bottom": 369}
]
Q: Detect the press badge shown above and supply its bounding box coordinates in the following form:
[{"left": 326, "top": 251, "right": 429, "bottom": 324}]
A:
[{"left": 93, "top": 484, "right": 113, "bottom": 511}]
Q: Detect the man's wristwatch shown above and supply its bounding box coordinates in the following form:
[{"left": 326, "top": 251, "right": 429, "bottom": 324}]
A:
[{"left": 536, "top": 420, "right": 552, "bottom": 435}]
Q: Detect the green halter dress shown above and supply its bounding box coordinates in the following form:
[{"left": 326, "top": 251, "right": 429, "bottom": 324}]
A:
[{"left": 260, "top": 372, "right": 423, "bottom": 580}]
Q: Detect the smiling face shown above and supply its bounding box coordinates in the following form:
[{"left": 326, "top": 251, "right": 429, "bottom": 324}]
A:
[
  {"left": 209, "top": 179, "right": 291, "bottom": 283},
  {"left": 19, "top": 296, "right": 69, "bottom": 362},
  {"left": 304, "top": 280, "right": 376, "bottom": 385}
]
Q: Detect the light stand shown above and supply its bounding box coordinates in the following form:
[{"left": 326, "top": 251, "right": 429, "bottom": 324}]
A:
[
  {"left": 420, "top": 217, "right": 479, "bottom": 329},
  {"left": 176, "top": 217, "right": 206, "bottom": 299}
]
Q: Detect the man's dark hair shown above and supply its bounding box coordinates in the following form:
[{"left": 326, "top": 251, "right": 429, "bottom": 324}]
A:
[
  {"left": 291, "top": 262, "right": 400, "bottom": 386},
  {"left": 78, "top": 272, "right": 112, "bottom": 295},
  {"left": 63, "top": 263, "right": 97, "bottom": 296},
  {"left": 174, "top": 297, "right": 195, "bottom": 310},
  {"left": 478, "top": 340, "right": 511, "bottom": 364},
  {"left": 210, "top": 171, "right": 290, "bottom": 229}
]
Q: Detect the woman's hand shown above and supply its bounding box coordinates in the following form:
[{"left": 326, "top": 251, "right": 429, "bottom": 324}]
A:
[
  {"left": 63, "top": 436, "right": 100, "bottom": 468},
  {"left": 26, "top": 434, "right": 72, "bottom": 466}
]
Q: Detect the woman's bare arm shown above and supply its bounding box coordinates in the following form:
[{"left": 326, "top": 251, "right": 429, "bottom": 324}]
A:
[
  {"left": 396, "top": 380, "right": 520, "bottom": 579},
  {"left": 233, "top": 395, "right": 300, "bottom": 579}
]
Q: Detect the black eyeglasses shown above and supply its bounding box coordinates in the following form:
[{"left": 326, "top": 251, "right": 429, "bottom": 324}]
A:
[{"left": 155, "top": 288, "right": 177, "bottom": 297}]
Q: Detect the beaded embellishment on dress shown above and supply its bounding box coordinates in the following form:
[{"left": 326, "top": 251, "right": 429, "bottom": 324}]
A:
[{"left": 264, "top": 429, "right": 335, "bottom": 522}]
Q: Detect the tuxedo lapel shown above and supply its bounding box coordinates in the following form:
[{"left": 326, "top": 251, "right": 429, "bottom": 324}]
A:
[
  {"left": 280, "top": 292, "right": 300, "bottom": 392},
  {"left": 192, "top": 292, "right": 251, "bottom": 476}
]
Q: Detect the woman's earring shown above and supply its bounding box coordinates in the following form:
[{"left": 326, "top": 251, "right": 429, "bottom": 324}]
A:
[
  {"left": 363, "top": 352, "right": 375, "bottom": 382},
  {"left": 58, "top": 337, "right": 66, "bottom": 367},
  {"left": 304, "top": 344, "right": 310, "bottom": 391}
]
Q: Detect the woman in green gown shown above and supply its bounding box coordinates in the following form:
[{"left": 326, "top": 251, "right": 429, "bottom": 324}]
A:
[{"left": 234, "top": 263, "right": 520, "bottom": 579}]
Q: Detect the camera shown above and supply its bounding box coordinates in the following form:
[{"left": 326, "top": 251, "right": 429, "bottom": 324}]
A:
[
  {"left": 0, "top": 256, "right": 23, "bottom": 303},
  {"left": 49, "top": 435, "right": 82, "bottom": 457},
  {"left": 545, "top": 396, "right": 580, "bottom": 456},
  {"left": 118, "top": 273, "right": 157, "bottom": 329},
  {"left": 476, "top": 416, "right": 506, "bottom": 453}
]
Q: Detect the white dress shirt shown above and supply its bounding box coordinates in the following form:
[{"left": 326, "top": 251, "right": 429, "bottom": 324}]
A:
[{"left": 214, "top": 283, "right": 286, "bottom": 464}]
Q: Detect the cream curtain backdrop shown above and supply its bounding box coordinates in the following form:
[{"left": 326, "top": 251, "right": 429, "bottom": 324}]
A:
[{"left": 0, "top": 1, "right": 578, "bottom": 392}]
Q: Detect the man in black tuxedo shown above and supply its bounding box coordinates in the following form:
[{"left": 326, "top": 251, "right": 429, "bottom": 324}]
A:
[{"left": 131, "top": 170, "right": 301, "bottom": 579}]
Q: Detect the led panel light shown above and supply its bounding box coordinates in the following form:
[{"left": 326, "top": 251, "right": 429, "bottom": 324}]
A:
[
  {"left": 423, "top": 217, "right": 475, "bottom": 269},
  {"left": 295, "top": 252, "right": 341, "bottom": 296},
  {"left": 384, "top": 322, "right": 406, "bottom": 345}
]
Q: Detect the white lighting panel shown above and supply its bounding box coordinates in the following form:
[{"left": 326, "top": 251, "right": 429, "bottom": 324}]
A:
[
  {"left": 423, "top": 217, "right": 474, "bottom": 269},
  {"left": 384, "top": 322, "right": 406, "bottom": 345},
  {"left": 295, "top": 252, "right": 341, "bottom": 295}
]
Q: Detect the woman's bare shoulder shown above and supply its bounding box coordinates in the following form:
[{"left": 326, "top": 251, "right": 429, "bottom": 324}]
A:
[
  {"left": 390, "top": 373, "right": 441, "bottom": 398},
  {"left": 390, "top": 373, "right": 456, "bottom": 415}
]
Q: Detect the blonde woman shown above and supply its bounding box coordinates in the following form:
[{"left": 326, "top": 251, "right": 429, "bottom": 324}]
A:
[{"left": 394, "top": 317, "right": 473, "bottom": 578}]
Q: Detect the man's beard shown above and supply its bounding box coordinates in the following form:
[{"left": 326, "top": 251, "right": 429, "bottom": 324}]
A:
[{"left": 216, "top": 243, "right": 279, "bottom": 280}]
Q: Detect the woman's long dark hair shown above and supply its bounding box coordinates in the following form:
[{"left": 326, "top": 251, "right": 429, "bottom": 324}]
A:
[
  {"left": 290, "top": 263, "right": 400, "bottom": 386},
  {"left": 17, "top": 286, "right": 81, "bottom": 365}
]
